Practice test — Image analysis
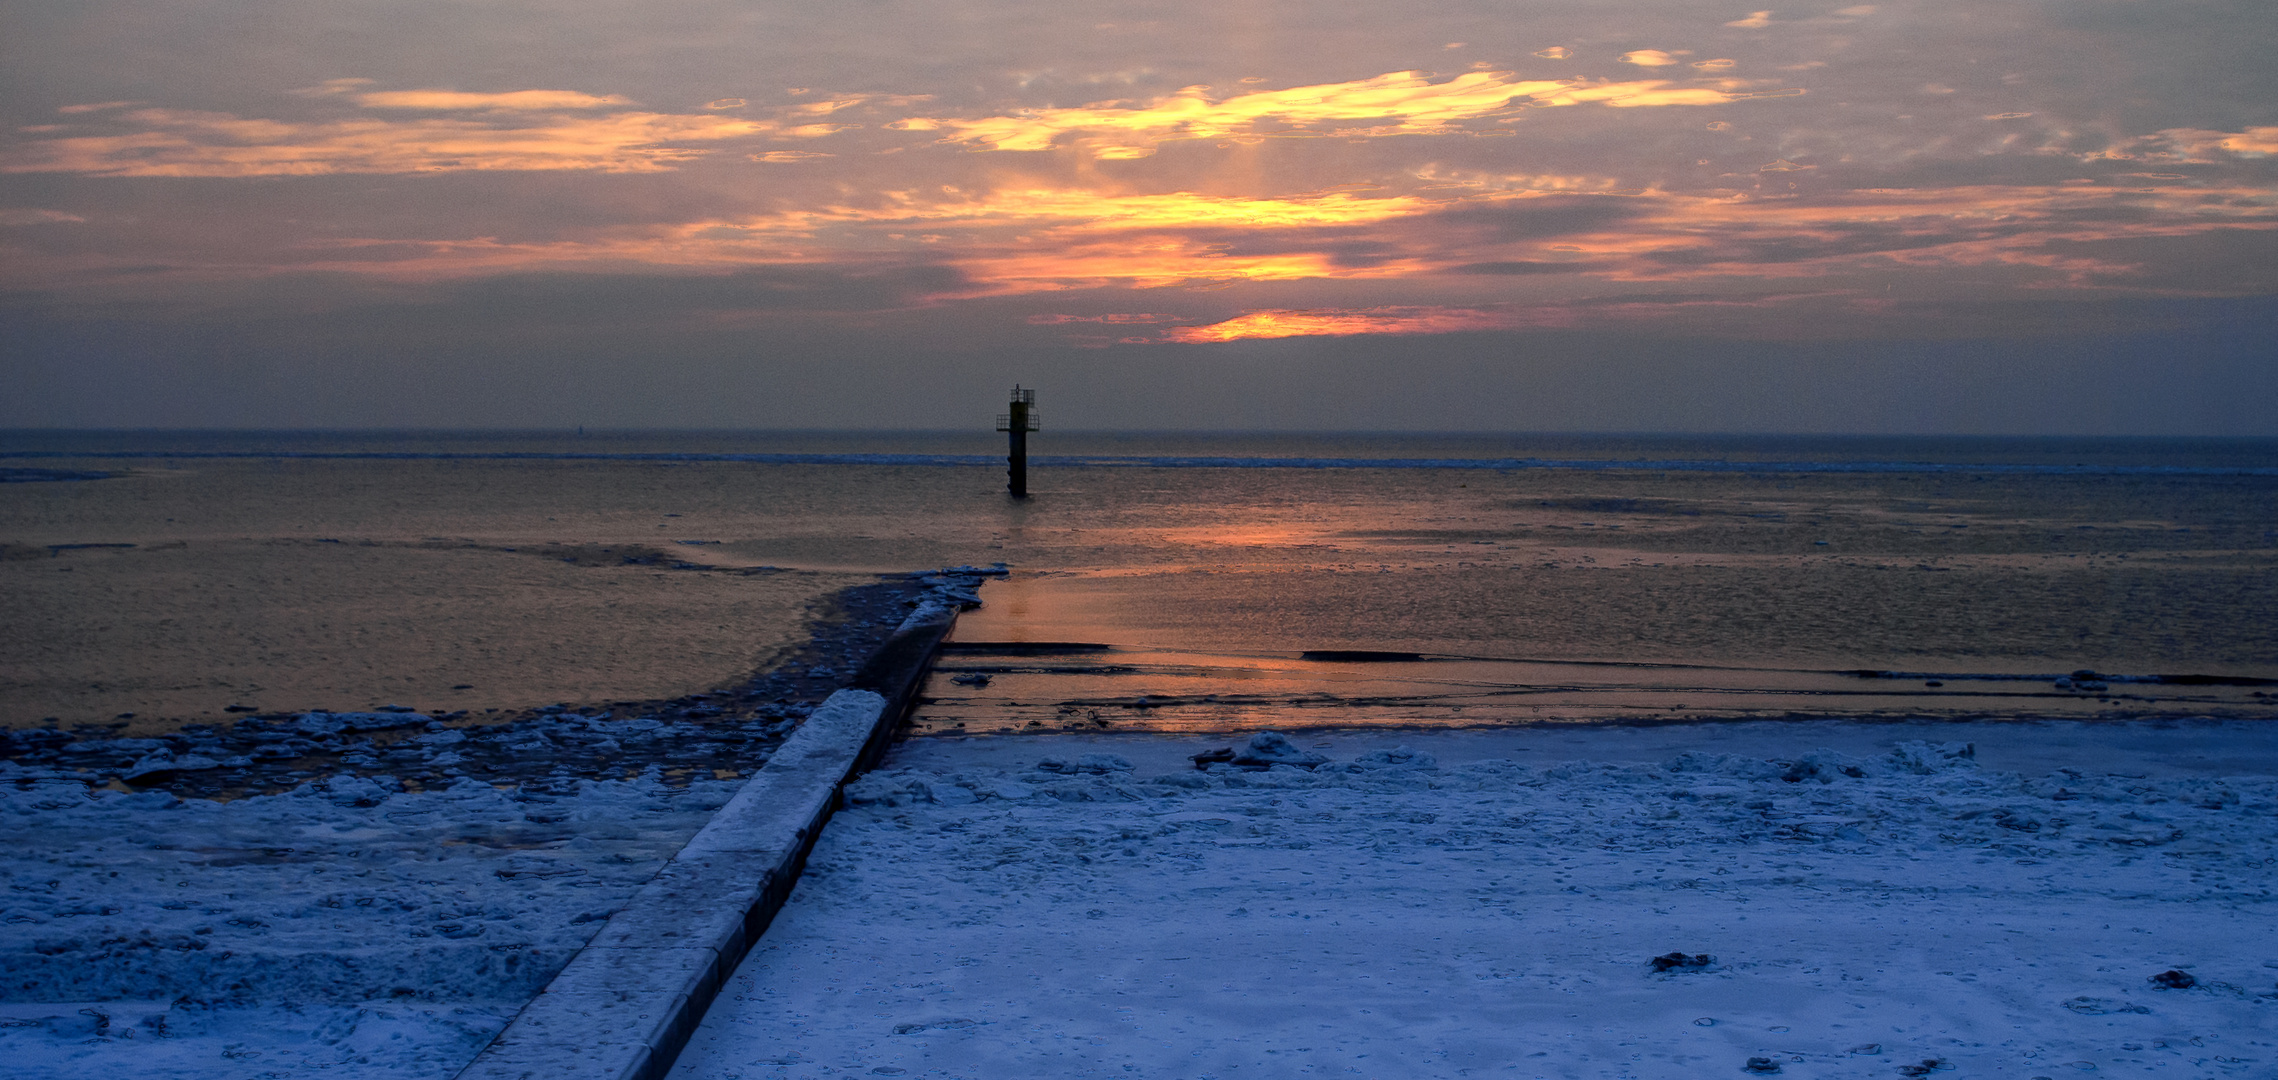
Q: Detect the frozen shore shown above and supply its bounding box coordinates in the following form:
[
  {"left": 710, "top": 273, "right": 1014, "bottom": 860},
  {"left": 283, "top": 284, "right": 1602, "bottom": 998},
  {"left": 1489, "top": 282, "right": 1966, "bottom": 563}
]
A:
[
  {"left": 7, "top": 719, "right": 2273, "bottom": 1078},
  {"left": 674, "top": 721, "right": 2278, "bottom": 1080},
  {"left": 0, "top": 569, "right": 995, "bottom": 1078},
  {"left": 0, "top": 768, "right": 744, "bottom": 1077}
]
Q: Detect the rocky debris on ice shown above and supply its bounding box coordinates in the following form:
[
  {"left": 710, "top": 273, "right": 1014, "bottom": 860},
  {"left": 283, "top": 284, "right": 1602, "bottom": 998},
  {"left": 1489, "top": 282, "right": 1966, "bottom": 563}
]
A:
[
  {"left": 1651, "top": 951, "right": 1717, "bottom": 972},
  {"left": 1895, "top": 1058, "right": 1956, "bottom": 1076}
]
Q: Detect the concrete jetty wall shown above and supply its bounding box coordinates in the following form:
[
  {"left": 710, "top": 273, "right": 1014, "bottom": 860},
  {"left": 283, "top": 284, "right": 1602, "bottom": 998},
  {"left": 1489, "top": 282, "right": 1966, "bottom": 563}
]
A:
[{"left": 456, "top": 599, "right": 959, "bottom": 1080}]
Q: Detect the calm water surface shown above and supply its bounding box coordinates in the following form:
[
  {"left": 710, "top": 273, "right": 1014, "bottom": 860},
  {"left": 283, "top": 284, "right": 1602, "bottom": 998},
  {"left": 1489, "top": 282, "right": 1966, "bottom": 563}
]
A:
[{"left": 9, "top": 430, "right": 2276, "bottom": 731}]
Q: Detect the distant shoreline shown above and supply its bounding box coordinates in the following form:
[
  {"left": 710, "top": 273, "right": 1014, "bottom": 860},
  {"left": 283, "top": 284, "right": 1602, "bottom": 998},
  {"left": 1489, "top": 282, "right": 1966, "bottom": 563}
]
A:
[{"left": 9, "top": 447, "right": 2278, "bottom": 478}]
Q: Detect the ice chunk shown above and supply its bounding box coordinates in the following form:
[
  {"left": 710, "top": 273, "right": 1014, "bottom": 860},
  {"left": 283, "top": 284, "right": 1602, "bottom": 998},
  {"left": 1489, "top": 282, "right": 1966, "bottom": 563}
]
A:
[
  {"left": 1230, "top": 733, "right": 1327, "bottom": 769},
  {"left": 1345, "top": 746, "right": 1437, "bottom": 771},
  {"left": 1035, "top": 754, "right": 1134, "bottom": 775},
  {"left": 295, "top": 711, "right": 433, "bottom": 736},
  {"left": 844, "top": 774, "right": 934, "bottom": 807},
  {"left": 124, "top": 753, "right": 221, "bottom": 782}
]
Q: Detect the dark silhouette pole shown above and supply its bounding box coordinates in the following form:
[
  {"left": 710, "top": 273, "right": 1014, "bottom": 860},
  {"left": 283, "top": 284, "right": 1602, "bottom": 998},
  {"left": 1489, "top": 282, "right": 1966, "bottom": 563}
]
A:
[{"left": 996, "top": 385, "right": 1038, "bottom": 497}]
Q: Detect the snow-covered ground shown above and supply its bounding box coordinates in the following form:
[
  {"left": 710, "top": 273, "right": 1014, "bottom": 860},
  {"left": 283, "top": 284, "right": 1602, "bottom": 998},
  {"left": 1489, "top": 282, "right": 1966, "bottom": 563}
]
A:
[
  {"left": 0, "top": 769, "right": 745, "bottom": 1078},
  {"left": 674, "top": 722, "right": 2278, "bottom": 1080},
  {"left": 8, "top": 719, "right": 2274, "bottom": 1079}
]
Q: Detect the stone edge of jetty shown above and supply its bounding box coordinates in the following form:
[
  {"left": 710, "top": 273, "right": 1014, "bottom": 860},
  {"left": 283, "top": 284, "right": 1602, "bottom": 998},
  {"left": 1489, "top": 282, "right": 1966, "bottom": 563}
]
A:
[{"left": 454, "top": 585, "right": 968, "bottom": 1080}]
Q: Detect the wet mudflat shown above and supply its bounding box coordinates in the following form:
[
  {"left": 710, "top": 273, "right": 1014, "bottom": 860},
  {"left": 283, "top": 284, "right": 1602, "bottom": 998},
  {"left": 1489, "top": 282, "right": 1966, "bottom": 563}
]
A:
[{"left": 918, "top": 642, "right": 2278, "bottom": 735}]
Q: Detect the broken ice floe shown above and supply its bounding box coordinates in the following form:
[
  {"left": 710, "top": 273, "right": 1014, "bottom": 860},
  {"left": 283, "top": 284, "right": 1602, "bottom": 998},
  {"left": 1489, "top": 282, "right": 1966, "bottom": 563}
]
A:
[{"left": 1190, "top": 732, "right": 1332, "bottom": 770}]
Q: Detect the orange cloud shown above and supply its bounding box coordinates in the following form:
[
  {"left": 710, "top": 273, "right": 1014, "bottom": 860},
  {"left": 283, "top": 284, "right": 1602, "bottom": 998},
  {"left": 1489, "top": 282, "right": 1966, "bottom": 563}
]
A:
[
  {"left": 353, "top": 89, "right": 634, "bottom": 110},
  {"left": 251, "top": 177, "right": 2274, "bottom": 305},
  {"left": 1130, "top": 294, "right": 1889, "bottom": 343},
  {"left": 1026, "top": 312, "right": 1184, "bottom": 324},
  {"left": 950, "top": 241, "right": 1389, "bottom": 292},
  {"left": 2139, "top": 126, "right": 2278, "bottom": 159},
  {"left": 2, "top": 102, "right": 769, "bottom": 176},
  {"left": 0, "top": 208, "right": 88, "bottom": 226},
  {"left": 253, "top": 185, "right": 1443, "bottom": 289},
  {"left": 1577, "top": 184, "right": 2278, "bottom": 288},
  {"left": 934, "top": 69, "right": 1801, "bottom": 158},
  {"left": 1158, "top": 306, "right": 1520, "bottom": 342},
  {"left": 729, "top": 188, "right": 1438, "bottom": 290},
  {"left": 2, "top": 86, "right": 972, "bottom": 177}
]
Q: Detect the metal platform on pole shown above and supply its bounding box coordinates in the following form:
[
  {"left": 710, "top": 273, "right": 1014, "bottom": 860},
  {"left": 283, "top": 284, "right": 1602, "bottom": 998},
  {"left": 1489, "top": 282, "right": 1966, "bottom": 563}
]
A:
[{"left": 994, "top": 385, "right": 1039, "bottom": 497}]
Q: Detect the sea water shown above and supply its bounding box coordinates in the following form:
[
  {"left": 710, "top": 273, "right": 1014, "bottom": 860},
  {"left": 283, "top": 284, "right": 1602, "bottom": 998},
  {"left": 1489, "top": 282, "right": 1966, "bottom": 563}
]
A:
[{"left": 7, "top": 430, "right": 2276, "bottom": 731}]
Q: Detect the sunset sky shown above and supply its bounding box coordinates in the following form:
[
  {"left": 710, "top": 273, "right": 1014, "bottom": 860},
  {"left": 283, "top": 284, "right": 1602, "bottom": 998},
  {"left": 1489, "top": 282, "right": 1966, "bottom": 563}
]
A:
[{"left": 4, "top": 1, "right": 2273, "bottom": 432}]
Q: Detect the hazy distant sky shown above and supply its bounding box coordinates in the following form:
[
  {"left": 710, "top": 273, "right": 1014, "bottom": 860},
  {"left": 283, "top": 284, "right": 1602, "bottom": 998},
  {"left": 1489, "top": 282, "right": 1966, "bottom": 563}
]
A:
[{"left": 3, "top": 1, "right": 2273, "bottom": 432}]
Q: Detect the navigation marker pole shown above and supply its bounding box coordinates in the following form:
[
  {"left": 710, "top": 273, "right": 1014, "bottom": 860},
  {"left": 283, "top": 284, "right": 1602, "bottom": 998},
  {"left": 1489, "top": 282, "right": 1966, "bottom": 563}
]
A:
[{"left": 996, "top": 385, "right": 1039, "bottom": 497}]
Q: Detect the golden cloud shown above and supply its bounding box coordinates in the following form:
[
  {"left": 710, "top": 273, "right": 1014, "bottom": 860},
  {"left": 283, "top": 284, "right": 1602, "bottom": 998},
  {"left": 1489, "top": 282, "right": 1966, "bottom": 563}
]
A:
[
  {"left": 934, "top": 69, "right": 1800, "bottom": 158},
  {"left": 7, "top": 69, "right": 1811, "bottom": 179},
  {"left": 717, "top": 187, "right": 1435, "bottom": 238}
]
